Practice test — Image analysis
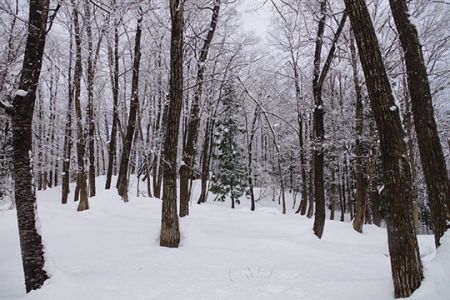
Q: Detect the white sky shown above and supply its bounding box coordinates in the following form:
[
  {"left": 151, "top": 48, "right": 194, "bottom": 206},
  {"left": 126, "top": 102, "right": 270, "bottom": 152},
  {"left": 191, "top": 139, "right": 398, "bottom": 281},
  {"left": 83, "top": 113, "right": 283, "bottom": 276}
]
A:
[{"left": 239, "top": 0, "right": 272, "bottom": 39}]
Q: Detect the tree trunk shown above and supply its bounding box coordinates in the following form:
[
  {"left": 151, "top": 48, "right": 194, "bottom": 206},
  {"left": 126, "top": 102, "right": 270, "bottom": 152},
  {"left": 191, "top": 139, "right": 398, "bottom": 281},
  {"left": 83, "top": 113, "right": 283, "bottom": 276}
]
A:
[
  {"left": 160, "top": 0, "right": 185, "bottom": 248},
  {"left": 403, "top": 83, "right": 419, "bottom": 231},
  {"left": 105, "top": 3, "right": 120, "bottom": 190},
  {"left": 344, "top": 0, "right": 423, "bottom": 297},
  {"left": 389, "top": 0, "right": 450, "bottom": 247},
  {"left": 84, "top": 0, "right": 96, "bottom": 197},
  {"left": 198, "top": 117, "right": 212, "bottom": 204},
  {"left": 116, "top": 10, "right": 143, "bottom": 202},
  {"left": 179, "top": 0, "right": 221, "bottom": 217},
  {"left": 11, "top": 0, "right": 49, "bottom": 292},
  {"left": 61, "top": 36, "right": 73, "bottom": 203},
  {"left": 311, "top": 3, "right": 347, "bottom": 238},
  {"left": 330, "top": 166, "right": 336, "bottom": 220},
  {"left": 72, "top": 0, "right": 89, "bottom": 212},
  {"left": 350, "top": 30, "right": 365, "bottom": 233}
]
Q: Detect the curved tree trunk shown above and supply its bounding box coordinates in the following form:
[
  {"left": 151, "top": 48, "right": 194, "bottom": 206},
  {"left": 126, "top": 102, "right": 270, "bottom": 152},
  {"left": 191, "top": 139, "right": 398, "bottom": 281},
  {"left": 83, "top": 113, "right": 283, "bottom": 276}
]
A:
[
  {"left": 11, "top": 0, "right": 50, "bottom": 292},
  {"left": 105, "top": 2, "right": 120, "bottom": 190}
]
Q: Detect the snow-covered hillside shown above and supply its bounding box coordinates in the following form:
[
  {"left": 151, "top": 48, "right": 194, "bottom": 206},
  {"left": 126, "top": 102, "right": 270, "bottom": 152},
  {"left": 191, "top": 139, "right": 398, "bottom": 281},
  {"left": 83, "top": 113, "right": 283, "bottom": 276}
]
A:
[{"left": 1, "top": 177, "right": 449, "bottom": 300}]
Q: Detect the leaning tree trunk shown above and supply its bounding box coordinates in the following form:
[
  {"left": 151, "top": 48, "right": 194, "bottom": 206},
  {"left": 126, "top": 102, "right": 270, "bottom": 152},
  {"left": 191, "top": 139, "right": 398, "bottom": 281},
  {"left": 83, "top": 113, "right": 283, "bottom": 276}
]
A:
[
  {"left": 179, "top": 0, "right": 221, "bottom": 217},
  {"left": 344, "top": 0, "right": 423, "bottom": 297},
  {"left": 389, "top": 0, "right": 450, "bottom": 247},
  {"left": 350, "top": 30, "right": 366, "bottom": 233},
  {"left": 11, "top": 0, "right": 50, "bottom": 292},
  {"left": 72, "top": 0, "right": 89, "bottom": 212},
  {"left": 116, "top": 10, "right": 143, "bottom": 202},
  {"left": 105, "top": 2, "right": 120, "bottom": 190},
  {"left": 160, "top": 0, "right": 185, "bottom": 248}
]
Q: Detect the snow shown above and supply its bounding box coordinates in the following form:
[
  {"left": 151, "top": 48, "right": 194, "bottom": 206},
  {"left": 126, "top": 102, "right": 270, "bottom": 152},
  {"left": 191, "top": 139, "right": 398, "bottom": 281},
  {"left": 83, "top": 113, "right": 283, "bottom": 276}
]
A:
[
  {"left": 15, "top": 90, "right": 28, "bottom": 97},
  {"left": 0, "top": 176, "right": 448, "bottom": 300}
]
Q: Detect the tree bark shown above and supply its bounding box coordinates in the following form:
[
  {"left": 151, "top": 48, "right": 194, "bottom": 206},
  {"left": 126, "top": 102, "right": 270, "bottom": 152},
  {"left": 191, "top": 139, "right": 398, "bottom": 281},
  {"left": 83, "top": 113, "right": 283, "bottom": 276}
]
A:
[
  {"left": 344, "top": 0, "right": 423, "bottom": 297},
  {"left": 350, "top": 30, "right": 365, "bottom": 233},
  {"left": 61, "top": 28, "right": 73, "bottom": 204},
  {"left": 116, "top": 9, "right": 143, "bottom": 202},
  {"left": 389, "top": 0, "right": 450, "bottom": 247},
  {"left": 105, "top": 1, "right": 120, "bottom": 190},
  {"left": 11, "top": 0, "right": 49, "bottom": 292},
  {"left": 72, "top": 0, "right": 89, "bottom": 212},
  {"left": 84, "top": 0, "right": 96, "bottom": 197},
  {"left": 312, "top": 3, "right": 347, "bottom": 238},
  {"left": 179, "top": 0, "right": 221, "bottom": 217},
  {"left": 160, "top": 0, "right": 185, "bottom": 248}
]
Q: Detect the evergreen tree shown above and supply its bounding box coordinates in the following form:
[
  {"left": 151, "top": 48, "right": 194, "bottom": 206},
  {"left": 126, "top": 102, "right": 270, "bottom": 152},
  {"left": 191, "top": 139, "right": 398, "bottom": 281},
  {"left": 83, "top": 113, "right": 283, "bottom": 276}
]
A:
[{"left": 210, "top": 81, "right": 248, "bottom": 209}]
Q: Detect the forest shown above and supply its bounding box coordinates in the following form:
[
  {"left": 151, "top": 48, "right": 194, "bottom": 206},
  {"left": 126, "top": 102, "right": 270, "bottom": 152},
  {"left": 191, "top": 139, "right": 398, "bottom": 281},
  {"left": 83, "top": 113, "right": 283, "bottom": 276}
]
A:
[{"left": 0, "top": 0, "right": 449, "bottom": 299}]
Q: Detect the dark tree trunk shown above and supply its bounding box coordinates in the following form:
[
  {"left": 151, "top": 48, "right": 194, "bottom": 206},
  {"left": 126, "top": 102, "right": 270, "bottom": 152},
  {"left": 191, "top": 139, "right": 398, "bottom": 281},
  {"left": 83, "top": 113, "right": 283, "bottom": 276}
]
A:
[
  {"left": 160, "top": 0, "right": 185, "bottom": 248},
  {"left": 312, "top": 3, "right": 347, "bottom": 238},
  {"left": 11, "top": 0, "right": 49, "bottom": 292},
  {"left": 197, "top": 117, "right": 212, "bottom": 204},
  {"left": 350, "top": 31, "right": 366, "bottom": 233},
  {"left": 116, "top": 10, "right": 143, "bottom": 202},
  {"left": 311, "top": 0, "right": 327, "bottom": 238},
  {"left": 247, "top": 107, "right": 259, "bottom": 211},
  {"left": 179, "top": 0, "right": 221, "bottom": 217},
  {"left": 84, "top": 0, "right": 96, "bottom": 197},
  {"left": 330, "top": 166, "right": 337, "bottom": 220},
  {"left": 105, "top": 3, "right": 120, "bottom": 190},
  {"left": 389, "top": 0, "right": 450, "bottom": 247},
  {"left": 344, "top": 0, "right": 423, "bottom": 297},
  {"left": 296, "top": 114, "right": 308, "bottom": 215},
  {"left": 61, "top": 41, "right": 73, "bottom": 204},
  {"left": 72, "top": 0, "right": 89, "bottom": 212}
]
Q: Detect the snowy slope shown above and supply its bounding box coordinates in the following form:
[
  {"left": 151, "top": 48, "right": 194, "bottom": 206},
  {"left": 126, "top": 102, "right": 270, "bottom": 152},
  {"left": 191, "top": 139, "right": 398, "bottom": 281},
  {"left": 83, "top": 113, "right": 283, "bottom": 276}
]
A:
[{"left": 0, "top": 177, "right": 448, "bottom": 300}]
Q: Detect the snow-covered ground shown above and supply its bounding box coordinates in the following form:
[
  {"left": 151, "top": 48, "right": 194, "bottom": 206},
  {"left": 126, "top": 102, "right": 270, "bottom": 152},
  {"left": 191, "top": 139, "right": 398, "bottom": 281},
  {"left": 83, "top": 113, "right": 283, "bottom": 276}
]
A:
[{"left": 1, "top": 176, "right": 449, "bottom": 300}]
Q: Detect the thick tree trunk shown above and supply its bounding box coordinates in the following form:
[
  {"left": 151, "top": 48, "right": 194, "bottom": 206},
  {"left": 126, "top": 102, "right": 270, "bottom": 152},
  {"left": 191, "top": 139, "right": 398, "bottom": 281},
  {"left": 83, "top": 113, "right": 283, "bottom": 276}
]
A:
[
  {"left": 160, "top": 0, "right": 185, "bottom": 248},
  {"left": 72, "top": 0, "right": 89, "bottom": 212},
  {"left": 389, "top": 0, "right": 450, "bottom": 247},
  {"left": 344, "top": 0, "right": 423, "bottom": 297},
  {"left": 11, "top": 0, "right": 49, "bottom": 292},
  {"left": 116, "top": 10, "right": 143, "bottom": 202}
]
